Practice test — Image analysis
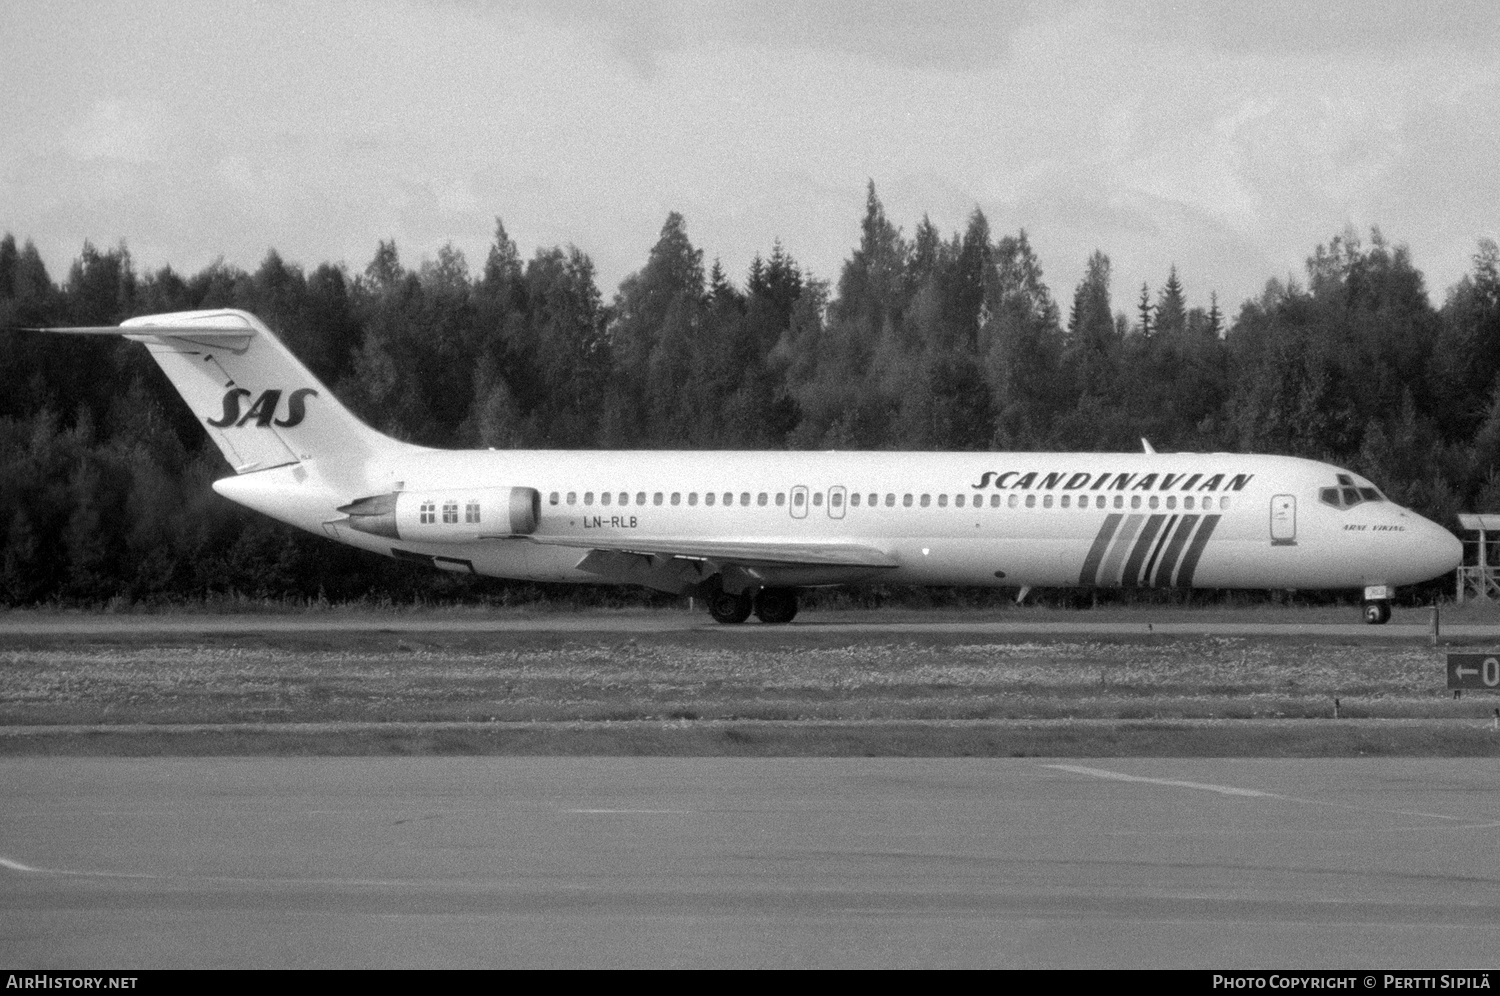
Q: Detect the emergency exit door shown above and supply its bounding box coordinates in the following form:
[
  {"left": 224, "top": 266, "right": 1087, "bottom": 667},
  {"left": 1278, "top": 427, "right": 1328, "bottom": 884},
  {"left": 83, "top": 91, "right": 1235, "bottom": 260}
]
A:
[{"left": 790, "top": 485, "right": 808, "bottom": 519}]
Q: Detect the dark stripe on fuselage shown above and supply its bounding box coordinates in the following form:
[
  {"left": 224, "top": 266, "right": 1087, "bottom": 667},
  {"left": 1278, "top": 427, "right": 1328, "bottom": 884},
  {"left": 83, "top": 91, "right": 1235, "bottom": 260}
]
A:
[
  {"left": 1140, "top": 514, "right": 1179, "bottom": 587},
  {"left": 1078, "top": 513, "right": 1123, "bottom": 585},
  {"left": 1098, "top": 514, "right": 1145, "bottom": 586},
  {"left": 1151, "top": 514, "right": 1198, "bottom": 587},
  {"left": 1175, "top": 514, "right": 1221, "bottom": 588},
  {"left": 1121, "top": 514, "right": 1167, "bottom": 587}
]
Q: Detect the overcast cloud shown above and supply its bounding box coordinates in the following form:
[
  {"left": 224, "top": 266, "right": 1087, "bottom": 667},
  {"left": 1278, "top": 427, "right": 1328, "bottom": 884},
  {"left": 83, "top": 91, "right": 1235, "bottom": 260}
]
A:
[{"left": 3, "top": 0, "right": 1497, "bottom": 313}]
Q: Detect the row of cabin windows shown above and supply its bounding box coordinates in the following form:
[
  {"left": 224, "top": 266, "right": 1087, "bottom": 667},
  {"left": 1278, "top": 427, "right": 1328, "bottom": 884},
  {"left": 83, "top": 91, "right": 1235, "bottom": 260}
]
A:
[
  {"left": 418, "top": 500, "right": 483, "bottom": 525},
  {"left": 545, "top": 490, "right": 1232, "bottom": 512}
]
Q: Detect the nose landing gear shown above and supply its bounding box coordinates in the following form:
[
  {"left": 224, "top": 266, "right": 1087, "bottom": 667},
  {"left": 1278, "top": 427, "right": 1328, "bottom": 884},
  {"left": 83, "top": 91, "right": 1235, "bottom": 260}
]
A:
[{"left": 1361, "top": 585, "right": 1393, "bottom": 625}]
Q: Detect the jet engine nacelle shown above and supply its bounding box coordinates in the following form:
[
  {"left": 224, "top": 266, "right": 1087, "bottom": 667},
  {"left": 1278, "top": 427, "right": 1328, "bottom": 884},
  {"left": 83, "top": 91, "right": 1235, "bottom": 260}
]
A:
[{"left": 339, "top": 487, "right": 540, "bottom": 542}]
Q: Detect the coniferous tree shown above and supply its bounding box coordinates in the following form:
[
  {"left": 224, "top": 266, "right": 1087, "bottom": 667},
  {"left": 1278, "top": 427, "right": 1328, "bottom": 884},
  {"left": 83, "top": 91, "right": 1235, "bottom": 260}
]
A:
[
  {"left": 1155, "top": 265, "right": 1186, "bottom": 337},
  {"left": 1136, "top": 282, "right": 1153, "bottom": 337}
]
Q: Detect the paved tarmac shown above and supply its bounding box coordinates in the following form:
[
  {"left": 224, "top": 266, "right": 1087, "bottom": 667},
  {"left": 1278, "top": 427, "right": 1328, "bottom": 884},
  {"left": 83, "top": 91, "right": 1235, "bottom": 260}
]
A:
[
  {"left": 3, "top": 757, "right": 1499, "bottom": 968},
  {"left": 0, "top": 612, "right": 1495, "bottom": 639}
]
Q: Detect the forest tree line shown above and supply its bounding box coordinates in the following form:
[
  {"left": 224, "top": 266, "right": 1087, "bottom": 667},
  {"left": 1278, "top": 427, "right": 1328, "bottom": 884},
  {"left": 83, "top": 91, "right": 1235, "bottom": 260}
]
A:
[{"left": 3, "top": 181, "right": 1499, "bottom": 605}]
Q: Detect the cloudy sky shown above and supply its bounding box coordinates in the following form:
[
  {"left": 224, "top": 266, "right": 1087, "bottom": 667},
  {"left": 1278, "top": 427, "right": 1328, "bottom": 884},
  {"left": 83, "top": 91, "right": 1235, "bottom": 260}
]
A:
[{"left": 3, "top": 0, "right": 1498, "bottom": 314}]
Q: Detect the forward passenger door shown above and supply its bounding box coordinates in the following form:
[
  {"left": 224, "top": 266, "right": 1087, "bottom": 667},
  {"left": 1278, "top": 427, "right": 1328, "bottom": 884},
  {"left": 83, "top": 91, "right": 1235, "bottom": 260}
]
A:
[{"left": 1271, "top": 494, "right": 1296, "bottom": 545}]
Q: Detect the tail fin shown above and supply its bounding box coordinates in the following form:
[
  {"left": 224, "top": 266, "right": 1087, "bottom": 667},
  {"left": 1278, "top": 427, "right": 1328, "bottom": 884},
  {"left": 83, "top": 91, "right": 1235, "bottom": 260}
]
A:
[{"left": 40, "top": 309, "right": 419, "bottom": 482}]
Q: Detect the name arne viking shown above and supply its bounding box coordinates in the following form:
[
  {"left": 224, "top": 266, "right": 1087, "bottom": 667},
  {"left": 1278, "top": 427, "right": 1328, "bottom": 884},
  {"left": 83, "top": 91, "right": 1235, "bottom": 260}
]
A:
[{"left": 970, "top": 470, "right": 1253, "bottom": 493}]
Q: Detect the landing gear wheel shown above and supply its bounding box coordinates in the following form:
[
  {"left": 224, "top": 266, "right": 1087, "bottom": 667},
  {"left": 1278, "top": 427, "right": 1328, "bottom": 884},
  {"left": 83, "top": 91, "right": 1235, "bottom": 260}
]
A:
[
  {"left": 1362, "top": 600, "right": 1391, "bottom": 625},
  {"left": 708, "top": 590, "right": 753, "bottom": 624},
  {"left": 754, "top": 587, "right": 799, "bottom": 624}
]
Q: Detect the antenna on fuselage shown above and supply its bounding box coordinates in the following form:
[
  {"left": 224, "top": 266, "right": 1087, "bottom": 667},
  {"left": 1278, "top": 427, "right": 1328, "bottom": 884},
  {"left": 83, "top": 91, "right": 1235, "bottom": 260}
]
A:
[{"left": 1141, "top": 438, "right": 1156, "bottom": 454}]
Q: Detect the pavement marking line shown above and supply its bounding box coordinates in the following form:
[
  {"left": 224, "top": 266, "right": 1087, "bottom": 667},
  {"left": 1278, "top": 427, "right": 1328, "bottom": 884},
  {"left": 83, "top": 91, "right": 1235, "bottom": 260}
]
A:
[
  {"left": 1043, "top": 763, "right": 1489, "bottom": 826},
  {"left": 564, "top": 809, "right": 692, "bottom": 814},
  {"left": 1, "top": 854, "right": 161, "bottom": 879},
  {"left": 1045, "top": 764, "right": 1273, "bottom": 797}
]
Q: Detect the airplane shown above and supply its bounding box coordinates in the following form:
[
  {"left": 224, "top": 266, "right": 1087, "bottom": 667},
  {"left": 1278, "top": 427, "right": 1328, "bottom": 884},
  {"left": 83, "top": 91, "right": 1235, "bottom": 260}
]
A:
[{"left": 20, "top": 308, "right": 1462, "bottom": 625}]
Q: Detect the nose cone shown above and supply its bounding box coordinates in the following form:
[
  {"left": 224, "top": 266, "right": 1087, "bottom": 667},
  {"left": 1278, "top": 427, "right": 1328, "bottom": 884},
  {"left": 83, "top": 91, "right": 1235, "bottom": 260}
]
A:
[{"left": 1401, "top": 513, "right": 1462, "bottom": 585}]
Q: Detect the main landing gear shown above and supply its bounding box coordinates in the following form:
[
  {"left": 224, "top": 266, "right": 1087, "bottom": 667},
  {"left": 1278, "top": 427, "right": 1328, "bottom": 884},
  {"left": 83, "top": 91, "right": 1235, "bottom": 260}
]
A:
[{"left": 706, "top": 587, "right": 800, "bottom": 625}]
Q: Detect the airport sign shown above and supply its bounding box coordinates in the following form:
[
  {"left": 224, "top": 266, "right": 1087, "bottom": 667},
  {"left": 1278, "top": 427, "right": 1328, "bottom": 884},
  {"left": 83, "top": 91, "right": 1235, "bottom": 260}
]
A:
[{"left": 1447, "top": 653, "right": 1500, "bottom": 690}]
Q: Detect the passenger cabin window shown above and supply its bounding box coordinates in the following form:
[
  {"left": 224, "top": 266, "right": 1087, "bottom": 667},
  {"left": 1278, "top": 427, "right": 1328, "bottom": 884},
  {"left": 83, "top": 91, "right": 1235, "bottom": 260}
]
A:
[
  {"left": 567, "top": 492, "right": 577, "bottom": 505},
  {"left": 654, "top": 492, "right": 664, "bottom": 506},
  {"left": 813, "top": 493, "right": 823, "bottom": 507},
  {"left": 724, "top": 492, "right": 734, "bottom": 506},
  {"left": 903, "top": 494, "right": 913, "bottom": 507},
  {"left": 549, "top": 492, "right": 559, "bottom": 506},
  {"left": 937, "top": 495, "right": 947, "bottom": 508},
  {"left": 776, "top": 493, "right": 786, "bottom": 506},
  {"left": 1008, "top": 495, "right": 1018, "bottom": 508},
  {"left": 671, "top": 493, "right": 681, "bottom": 506},
  {"left": 620, "top": 493, "right": 629, "bottom": 506},
  {"left": 584, "top": 492, "right": 594, "bottom": 505},
  {"left": 601, "top": 492, "right": 611, "bottom": 506},
  {"left": 885, "top": 494, "right": 895, "bottom": 507},
  {"left": 705, "top": 493, "right": 715, "bottom": 506},
  {"left": 465, "top": 501, "right": 481, "bottom": 523},
  {"left": 851, "top": 493, "right": 861, "bottom": 507},
  {"left": 637, "top": 492, "right": 646, "bottom": 505},
  {"left": 1043, "top": 495, "right": 1053, "bottom": 508},
  {"left": 990, "top": 495, "right": 1000, "bottom": 508},
  {"left": 758, "top": 493, "right": 768, "bottom": 506},
  {"left": 741, "top": 492, "right": 750, "bottom": 506},
  {"left": 420, "top": 501, "right": 436, "bottom": 524},
  {"left": 688, "top": 493, "right": 698, "bottom": 506}
]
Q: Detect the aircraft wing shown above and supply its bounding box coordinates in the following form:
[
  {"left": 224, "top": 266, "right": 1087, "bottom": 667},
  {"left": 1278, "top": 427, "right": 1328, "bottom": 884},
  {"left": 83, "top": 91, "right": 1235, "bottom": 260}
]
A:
[{"left": 528, "top": 534, "right": 899, "bottom": 569}]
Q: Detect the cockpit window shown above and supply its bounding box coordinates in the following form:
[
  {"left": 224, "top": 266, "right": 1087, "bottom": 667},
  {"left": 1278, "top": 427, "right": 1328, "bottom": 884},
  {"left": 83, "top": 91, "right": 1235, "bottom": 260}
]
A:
[{"left": 1320, "top": 479, "right": 1385, "bottom": 510}]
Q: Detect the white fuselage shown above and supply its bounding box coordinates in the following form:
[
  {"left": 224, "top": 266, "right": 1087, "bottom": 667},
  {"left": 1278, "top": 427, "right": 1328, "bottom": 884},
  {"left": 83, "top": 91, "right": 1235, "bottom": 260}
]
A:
[{"left": 216, "top": 449, "right": 1462, "bottom": 594}]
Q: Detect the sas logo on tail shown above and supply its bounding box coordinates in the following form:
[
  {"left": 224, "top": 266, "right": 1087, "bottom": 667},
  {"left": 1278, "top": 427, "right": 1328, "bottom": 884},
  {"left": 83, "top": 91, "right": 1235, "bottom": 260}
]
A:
[{"left": 207, "top": 388, "right": 317, "bottom": 428}]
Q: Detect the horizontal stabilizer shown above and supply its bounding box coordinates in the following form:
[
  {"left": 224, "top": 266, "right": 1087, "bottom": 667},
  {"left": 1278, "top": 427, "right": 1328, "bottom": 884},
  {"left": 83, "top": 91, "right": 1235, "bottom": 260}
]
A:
[{"left": 17, "top": 324, "right": 258, "bottom": 338}]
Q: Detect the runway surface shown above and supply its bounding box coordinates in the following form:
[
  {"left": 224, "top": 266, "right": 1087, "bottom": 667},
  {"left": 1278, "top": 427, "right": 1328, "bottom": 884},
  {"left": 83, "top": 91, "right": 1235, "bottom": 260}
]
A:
[
  {"left": 3, "top": 757, "right": 1499, "bottom": 968},
  {"left": 0, "top": 612, "right": 1494, "bottom": 639}
]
